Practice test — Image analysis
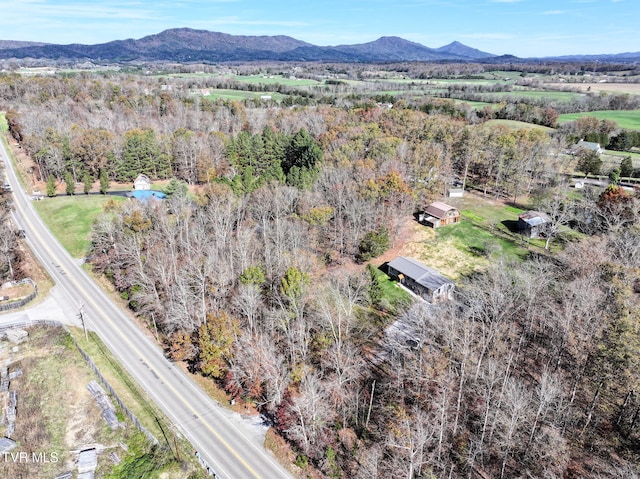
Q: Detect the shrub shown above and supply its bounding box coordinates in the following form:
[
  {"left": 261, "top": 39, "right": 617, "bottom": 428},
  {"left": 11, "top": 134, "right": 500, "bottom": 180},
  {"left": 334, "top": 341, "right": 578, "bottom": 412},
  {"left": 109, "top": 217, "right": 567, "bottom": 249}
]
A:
[{"left": 357, "top": 227, "right": 389, "bottom": 262}]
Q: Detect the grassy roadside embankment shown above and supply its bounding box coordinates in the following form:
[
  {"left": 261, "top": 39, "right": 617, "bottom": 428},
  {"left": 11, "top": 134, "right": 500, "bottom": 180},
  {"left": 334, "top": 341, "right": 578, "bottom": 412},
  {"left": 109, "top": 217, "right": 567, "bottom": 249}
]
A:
[{"left": 33, "top": 195, "right": 125, "bottom": 258}]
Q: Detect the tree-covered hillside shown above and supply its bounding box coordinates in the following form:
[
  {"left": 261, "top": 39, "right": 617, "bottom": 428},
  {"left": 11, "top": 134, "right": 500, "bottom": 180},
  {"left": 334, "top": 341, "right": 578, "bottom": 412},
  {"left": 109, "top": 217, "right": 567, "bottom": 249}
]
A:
[{"left": 1, "top": 66, "right": 639, "bottom": 478}]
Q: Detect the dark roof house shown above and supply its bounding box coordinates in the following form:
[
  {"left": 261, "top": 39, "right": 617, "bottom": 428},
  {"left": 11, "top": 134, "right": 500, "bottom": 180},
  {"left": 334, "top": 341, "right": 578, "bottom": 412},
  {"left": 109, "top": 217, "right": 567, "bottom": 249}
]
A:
[
  {"left": 419, "top": 201, "right": 460, "bottom": 228},
  {"left": 387, "top": 256, "right": 454, "bottom": 302},
  {"left": 518, "top": 210, "right": 551, "bottom": 239}
]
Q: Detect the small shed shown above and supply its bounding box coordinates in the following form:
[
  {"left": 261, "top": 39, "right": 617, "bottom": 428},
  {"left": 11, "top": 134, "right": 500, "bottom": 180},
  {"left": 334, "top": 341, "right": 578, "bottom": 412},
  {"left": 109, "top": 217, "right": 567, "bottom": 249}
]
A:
[
  {"left": 419, "top": 201, "right": 460, "bottom": 228},
  {"left": 518, "top": 210, "right": 551, "bottom": 239},
  {"left": 448, "top": 188, "right": 464, "bottom": 198},
  {"left": 387, "top": 256, "right": 454, "bottom": 302},
  {"left": 133, "top": 174, "right": 151, "bottom": 191}
]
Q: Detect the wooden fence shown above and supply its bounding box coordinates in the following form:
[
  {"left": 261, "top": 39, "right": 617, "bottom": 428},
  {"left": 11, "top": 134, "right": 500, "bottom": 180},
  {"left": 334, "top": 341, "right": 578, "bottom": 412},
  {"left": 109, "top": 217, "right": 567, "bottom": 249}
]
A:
[{"left": 0, "top": 320, "right": 158, "bottom": 445}]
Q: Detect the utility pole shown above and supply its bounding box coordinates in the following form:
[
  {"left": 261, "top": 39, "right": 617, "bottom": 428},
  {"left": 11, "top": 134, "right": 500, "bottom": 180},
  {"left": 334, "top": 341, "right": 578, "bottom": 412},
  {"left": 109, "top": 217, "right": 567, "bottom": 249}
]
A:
[{"left": 78, "top": 303, "right": 88, "bottom": 341}]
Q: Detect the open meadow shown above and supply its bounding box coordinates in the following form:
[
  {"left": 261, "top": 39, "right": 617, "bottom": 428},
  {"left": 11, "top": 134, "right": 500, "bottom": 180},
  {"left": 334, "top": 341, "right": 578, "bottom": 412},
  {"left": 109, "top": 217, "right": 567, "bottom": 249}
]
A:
[
  {"left": 547, "top": 82, "right": 640, "bottom": 95},
  {"left": 558, "top": 109, "right": 640, "bottom": 130},
  {"left": 33, "top": 195, "right": 125, "bottom": 258}
]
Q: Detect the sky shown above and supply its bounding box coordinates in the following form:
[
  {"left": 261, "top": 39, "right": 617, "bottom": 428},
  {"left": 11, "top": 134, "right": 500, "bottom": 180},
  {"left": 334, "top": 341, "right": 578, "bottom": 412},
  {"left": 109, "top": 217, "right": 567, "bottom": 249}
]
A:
[{"left": 0, "top": 0, "right": 637, "bottom": 58}]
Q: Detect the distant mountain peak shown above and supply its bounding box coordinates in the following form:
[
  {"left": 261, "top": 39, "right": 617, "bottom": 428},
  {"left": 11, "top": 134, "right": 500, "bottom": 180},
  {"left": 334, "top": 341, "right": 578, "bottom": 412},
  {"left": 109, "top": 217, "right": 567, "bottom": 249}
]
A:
[{"left": 435, "top": 40, "right": 496, "bottom": 59}]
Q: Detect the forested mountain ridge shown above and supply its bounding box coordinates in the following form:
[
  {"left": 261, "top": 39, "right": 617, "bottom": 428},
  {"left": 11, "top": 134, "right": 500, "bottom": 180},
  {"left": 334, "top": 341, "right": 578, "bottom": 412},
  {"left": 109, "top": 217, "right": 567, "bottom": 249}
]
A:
[
  {"left": 2, "top": 29, "right": 639, "bottom": 63},
  {"left": 0, "top": 28, "right": 496, "bottom": 62},
  {"left": 1, "top": 68, "right": 640, "bottom": 478}
]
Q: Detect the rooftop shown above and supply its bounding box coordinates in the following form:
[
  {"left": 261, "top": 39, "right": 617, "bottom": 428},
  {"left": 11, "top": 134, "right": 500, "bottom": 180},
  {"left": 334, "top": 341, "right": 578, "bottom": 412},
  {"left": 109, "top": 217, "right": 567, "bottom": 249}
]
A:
[
  {"left": 425, "top": 201, "right": 458, "bottom": 219},
  {"left": 519, "top": 210, "right": 551, "bottom": 226},
  {"left": 388, "top": 256, "right": 453, "bottom": 291}
]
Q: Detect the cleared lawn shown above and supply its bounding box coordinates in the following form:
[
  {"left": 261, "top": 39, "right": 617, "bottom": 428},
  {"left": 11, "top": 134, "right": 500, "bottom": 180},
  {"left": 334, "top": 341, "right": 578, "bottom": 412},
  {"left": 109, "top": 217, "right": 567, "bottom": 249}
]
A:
[
  {"left": 399, "top": 196, "right": 559, "bottom": 281},
  {"left": 558, "top": 110, "right": 640, "bottom": 130},
  {"left": 370, "top": 266, "right": 412, "bottom": 311},
  {"left": 33, "top": 194, "right": 125, "bottom": 258}
]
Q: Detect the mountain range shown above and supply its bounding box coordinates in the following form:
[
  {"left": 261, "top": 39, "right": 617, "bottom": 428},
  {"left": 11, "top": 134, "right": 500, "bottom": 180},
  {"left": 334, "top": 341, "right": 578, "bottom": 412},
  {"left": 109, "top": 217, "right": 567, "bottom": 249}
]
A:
[
  {"left": 0, "top": 28, "right": 638, "bottom": 64},
  {"left": 0, "top": 28, "right": 498, "bottom": 63}
]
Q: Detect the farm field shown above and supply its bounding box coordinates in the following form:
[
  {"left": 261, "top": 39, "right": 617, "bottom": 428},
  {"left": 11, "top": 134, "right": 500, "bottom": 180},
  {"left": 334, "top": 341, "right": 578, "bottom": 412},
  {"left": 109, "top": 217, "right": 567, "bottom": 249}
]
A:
[
  {"left": 204, "top": 89, "right": 286, "bottom": 101},
  {"left": 546, "top": 82, "right": 640, "bottom": 95},
  {"left": 33, "top": 195, "right": 125, "bottom": 258},
  {"left": 453, "top": 99, "right": 496, "bottom": 108},
  {"left": 231, "top": 74, "right": 321, "bottom": 87},
  {"left": 481, "top": 119, "right": 554, "bottom": 132},
  {"left": 480, "top": 89, "right": 581, "bottom": 102},
  {"left": 558, "top": 109, "right": 640, "bottom": 130}
]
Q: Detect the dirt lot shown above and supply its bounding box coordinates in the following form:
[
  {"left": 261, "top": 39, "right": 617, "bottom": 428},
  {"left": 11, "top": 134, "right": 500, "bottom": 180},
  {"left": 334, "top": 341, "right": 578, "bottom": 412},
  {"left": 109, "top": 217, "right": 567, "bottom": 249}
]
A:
[{"left": 0, "top": 327, "right": 110, "bottom": 478}]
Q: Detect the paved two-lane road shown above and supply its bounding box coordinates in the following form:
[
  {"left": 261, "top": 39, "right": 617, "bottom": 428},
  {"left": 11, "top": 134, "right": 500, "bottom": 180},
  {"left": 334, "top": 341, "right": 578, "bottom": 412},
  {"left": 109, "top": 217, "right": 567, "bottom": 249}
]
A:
[{"left": 0, "top": 137, "right": 294, "bottom": 479}]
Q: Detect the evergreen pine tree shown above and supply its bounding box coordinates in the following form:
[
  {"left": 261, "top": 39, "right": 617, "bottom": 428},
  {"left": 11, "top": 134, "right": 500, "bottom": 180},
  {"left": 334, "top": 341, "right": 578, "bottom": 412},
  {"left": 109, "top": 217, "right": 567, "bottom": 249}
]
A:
[
  {"left": 64, "top": 171, "right": 75, "bottom": 195},
  {"left": 46, "top": 175, "right": 56, "bottom": 197},
  {"left": 82, "top": 172, "right": 92, "bottom": 194},
  {"left": 99, "top": 168, "right": 110, "bottom": 194}
]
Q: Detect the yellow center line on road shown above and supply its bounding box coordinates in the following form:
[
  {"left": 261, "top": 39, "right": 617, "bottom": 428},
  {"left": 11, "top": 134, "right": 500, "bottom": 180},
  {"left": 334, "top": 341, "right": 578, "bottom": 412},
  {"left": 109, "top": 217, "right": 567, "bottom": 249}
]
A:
[{"left": 11, "top": 192, "right": 265, "bottom": 479}]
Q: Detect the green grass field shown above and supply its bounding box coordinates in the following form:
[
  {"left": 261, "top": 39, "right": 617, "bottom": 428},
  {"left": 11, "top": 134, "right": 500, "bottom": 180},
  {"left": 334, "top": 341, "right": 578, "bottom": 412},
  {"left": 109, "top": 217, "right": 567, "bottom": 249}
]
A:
[
  {"left": 481, "top": 90, "right": 580, "bottom": 102},
  {"left": 410, "top": 198, "right": 569, "bottom": 280},
  {"left": 558, "top": 110, "right": 640, "bottom": 130},
  {"left": 0, "top": 112, "right": 7, "bottom": 132},
  {"left": 33, "top": 195, "right": 125, "bottom": 258},
  {"left": 204, "top": 89, "right": 287, "bottom": 101},
  {"left": 232, "top": 75, "right": 320, "bottom": 87}
]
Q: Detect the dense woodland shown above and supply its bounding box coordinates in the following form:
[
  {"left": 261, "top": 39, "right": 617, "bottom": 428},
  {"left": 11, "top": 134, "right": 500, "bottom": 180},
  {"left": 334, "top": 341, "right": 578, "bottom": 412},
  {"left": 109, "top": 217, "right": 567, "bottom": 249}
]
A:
[
  {"left": 0, "top": 162, "right": 22, "bottom": 282},
  {"left": 1, "top": 65, "right": 640, "bottom": 478}
]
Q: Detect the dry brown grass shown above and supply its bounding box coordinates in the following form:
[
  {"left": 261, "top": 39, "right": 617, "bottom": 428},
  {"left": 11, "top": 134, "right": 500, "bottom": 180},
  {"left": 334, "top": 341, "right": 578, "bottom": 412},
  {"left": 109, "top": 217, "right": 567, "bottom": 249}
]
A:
[
  {"left": 546, "top": 82, "right": 640, "bottom": 95},
  {"left": 0, "top": 327, "right": 107, "bottom": 478}
]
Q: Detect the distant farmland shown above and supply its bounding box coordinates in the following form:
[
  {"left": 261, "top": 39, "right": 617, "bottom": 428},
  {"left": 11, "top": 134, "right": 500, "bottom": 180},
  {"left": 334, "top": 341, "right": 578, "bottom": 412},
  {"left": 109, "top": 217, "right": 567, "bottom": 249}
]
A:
[{"left": 558, "top": 110, "right": 640, "bottom": 130}]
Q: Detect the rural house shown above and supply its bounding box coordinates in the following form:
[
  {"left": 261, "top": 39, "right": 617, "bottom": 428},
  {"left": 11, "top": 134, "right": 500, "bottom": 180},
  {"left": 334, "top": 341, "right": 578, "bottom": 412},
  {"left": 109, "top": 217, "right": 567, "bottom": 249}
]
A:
[
  {"left": 574, "top": 139, "right": 604, "bottom": 156},
  {"left": 518, "top": 210, "right": 551, "bottom": 239},
  {"left": 419, "top": 201, "right": 461, "bottom": 228},
  {"left": 387, "top": 256, "right": 455, "bottom": 302},
  {"left": 133, "top": 174, "right": 151, "bottom": 191}
]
